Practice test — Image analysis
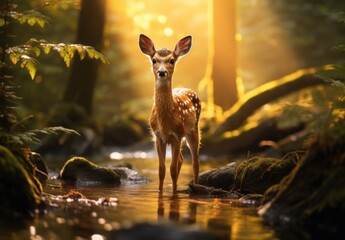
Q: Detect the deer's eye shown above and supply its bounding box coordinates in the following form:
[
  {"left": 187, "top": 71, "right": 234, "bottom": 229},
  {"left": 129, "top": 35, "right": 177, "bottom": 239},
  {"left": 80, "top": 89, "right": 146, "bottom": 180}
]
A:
[
  {"left": 170, "top": 58, "right": 175, "bottom": 65},
  {"left": 152, "top": 58, "right": 157, "bottom": 64}
]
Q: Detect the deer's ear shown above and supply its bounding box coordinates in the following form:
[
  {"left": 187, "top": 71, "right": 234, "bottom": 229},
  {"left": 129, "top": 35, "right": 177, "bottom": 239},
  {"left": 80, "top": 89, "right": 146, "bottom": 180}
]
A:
[
  {"left": 139, "top": 34, "right": 156, "bottom": 57},
  {"left": 174, "top": 35, "right": 192, "bottom": 58}
]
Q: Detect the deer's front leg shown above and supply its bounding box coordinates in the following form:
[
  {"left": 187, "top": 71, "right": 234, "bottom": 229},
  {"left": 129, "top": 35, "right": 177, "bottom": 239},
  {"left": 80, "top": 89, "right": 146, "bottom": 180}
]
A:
[
  {"left": 155, "top": 136, "right": 166, "bottom": 193},
  {"left": 171, "top": 138, "right": 182, "bottom": 194}
]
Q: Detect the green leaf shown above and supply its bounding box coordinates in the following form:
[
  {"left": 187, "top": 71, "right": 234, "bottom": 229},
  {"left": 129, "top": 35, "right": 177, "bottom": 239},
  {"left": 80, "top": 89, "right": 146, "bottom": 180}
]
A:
[
  {"left": 33, "top": 47, "right": 41, "bottom": 57},
  {"left": 19, "top": 55, "right": 38, "bottom": 80},
  {"left": 37, "top": 19, "right": 46, "bottom": 28},
  {"left": 43, "top": 45, "right": 51, "bottom": 54},
  {"left": 9, "top": 53, "right": 20, "bottom": 65},
  {"left": 25, "top": 60, "right": 37, "bottom": 80},
  {"left": 77, "top": 46, "right": 86, "bottom": 60},
  {"left": 86, "top": 47, "right": 95, "bottom": 59}
]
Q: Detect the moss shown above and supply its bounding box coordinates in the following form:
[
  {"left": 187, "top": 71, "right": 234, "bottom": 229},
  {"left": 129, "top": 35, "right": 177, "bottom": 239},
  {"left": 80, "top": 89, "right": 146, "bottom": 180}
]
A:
[
  {"left": 59, "top": 157, "right": 121, "bottom": 184},
  {"left": 198, "top": 163, "right": 236, "bottom": 190},
  {"left": 232, "top": 152, "right": 302, "bottom": 194},
  {"left": 0, "top": 145, "right": 42, "bottom": 215}
]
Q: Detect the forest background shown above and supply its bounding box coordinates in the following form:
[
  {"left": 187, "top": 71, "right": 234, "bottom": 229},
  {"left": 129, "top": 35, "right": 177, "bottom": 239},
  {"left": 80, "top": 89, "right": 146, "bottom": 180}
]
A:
[{"left": 6, "top": 0, "right": 345, "bottom": 154}]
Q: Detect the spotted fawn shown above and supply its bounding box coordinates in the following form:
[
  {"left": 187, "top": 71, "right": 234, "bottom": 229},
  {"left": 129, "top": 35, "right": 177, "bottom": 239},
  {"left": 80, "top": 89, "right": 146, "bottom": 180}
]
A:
[{"left": 139, "top": 34, "right": 201, "bottom": 194}]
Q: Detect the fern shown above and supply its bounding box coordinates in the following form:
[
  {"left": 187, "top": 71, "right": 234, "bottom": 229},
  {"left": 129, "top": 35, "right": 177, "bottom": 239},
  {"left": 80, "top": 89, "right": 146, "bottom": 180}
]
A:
[{"left": 0, "top": 126, "right": 79, "bottom": 149}]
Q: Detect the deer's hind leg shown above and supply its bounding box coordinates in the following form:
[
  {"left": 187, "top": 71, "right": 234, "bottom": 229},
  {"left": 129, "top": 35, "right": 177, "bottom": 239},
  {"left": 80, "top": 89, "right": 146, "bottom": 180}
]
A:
[{"left": 186, "top": 130, "right": 200, "bottom": 184}]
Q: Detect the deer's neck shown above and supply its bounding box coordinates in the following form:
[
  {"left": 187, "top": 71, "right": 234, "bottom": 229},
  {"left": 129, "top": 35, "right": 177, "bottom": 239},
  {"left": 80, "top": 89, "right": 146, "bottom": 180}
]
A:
[{"left": 154, "top": 80, "right": 174, "bottom": 122}]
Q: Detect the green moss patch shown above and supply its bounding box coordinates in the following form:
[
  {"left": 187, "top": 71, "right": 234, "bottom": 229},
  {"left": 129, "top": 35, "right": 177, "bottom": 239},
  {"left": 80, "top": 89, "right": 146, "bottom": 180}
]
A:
[
  {"left": 59, "top": 157, "right": 121, "bottom": 185},
  {"left": 232, "top": 152, "right": 302, "bottom": 194},
  {"left": 0, "top": 145, "right": 42, "bottom": 215}
]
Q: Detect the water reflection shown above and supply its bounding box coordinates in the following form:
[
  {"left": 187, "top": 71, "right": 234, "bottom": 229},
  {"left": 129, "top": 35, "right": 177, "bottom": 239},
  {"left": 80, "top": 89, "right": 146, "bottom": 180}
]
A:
[
  {"left": 0, "top": 158, "right": 279, "bottom": 240},
  {"left": 157, "top": 195, "right": 197, "bottom": 224}
]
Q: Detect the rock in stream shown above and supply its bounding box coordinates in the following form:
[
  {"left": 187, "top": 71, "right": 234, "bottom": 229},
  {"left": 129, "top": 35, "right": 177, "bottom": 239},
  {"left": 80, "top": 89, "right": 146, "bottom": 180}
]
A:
[{"left": 59, "top": 157, "right": 149, "bottom": 185}]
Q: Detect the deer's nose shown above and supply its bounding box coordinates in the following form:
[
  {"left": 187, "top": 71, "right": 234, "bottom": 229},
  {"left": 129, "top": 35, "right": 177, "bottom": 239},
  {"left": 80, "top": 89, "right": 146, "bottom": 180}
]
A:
[{"left": 158, "top": 69, "right": 168, "bottom": 77}]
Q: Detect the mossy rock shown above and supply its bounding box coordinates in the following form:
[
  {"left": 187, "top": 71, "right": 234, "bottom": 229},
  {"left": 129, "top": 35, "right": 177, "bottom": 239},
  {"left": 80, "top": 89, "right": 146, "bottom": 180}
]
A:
[
  {"left": 60, "top": 157, "right": 121, "bottom": 185},
  {"left": 0, "top": 145, "right": 42, "bottom": 216},
  {"left": 232, "top": 152, "right": 302, "bottom": 194},
  {"left": 198, "top": 162, "right": 236, "bottom": 190}
]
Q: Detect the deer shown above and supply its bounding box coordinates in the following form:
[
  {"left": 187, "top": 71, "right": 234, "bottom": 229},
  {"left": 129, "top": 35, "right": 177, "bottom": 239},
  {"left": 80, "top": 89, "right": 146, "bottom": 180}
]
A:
[{"left": 139, "top": 34, "right": 201, "bottom": 194}]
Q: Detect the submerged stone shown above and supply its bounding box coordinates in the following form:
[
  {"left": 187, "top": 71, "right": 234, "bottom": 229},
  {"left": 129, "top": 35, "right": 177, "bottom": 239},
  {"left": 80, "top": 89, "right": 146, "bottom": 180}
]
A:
[
  {"left": 187, "top": 183, "right": 230, "bottom": 196},
  {"left": 239, "top": 194, "right": 263, "bottom": 206},
  {"left": 113, "top": 167, "right": 151, "bottom": 184}
]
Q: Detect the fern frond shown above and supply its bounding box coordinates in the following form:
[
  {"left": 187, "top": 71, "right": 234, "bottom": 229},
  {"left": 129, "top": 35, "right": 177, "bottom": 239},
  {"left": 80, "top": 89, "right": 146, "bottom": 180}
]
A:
[{"left": 0, "top": 126, "right": 80, "bottom": 149}]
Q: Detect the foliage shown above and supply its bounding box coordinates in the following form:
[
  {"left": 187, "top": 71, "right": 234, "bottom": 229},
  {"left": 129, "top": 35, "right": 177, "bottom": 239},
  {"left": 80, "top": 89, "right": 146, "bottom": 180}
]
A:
[
  {"left": 5, "top": 9, "right": 49, "bottom": 28},
  {"left": 278, "top": 59, "right": 345, "bottom": 139},
  {"left": 7, "top": 38, "right": 108, "bottom": 79},
  {"left": 0, "top": 0, "right": 106, "bottom": 150},
  {"left": 239, "top": 0, "right": 345, "bottom": 89},
  {"left": 277, "top": 11, "right": 345, "bottom": 138}
]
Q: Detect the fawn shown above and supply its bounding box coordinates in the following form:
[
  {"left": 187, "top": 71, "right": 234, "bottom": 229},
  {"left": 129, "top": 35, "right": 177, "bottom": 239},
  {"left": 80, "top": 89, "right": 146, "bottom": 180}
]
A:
[{"left": 139, "top": 34, "right": 201, "bottom": 194}]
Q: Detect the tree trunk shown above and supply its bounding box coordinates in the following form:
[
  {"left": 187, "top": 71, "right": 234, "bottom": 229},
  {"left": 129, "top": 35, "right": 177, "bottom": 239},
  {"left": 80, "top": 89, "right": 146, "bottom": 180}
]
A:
[
  {"left": 63, "top": 0, "right": 106, "bottom": 115},
  {"left": 201, "top": 117, "right": 305, "bottom": 156},
  {"left": 213, "top": 66, "right": 331, "bottom": 136},
  {"left": 201, "top": 65, "right": 341, "bottom": 156},
  {"left": 212, "top": 0, "right": 238, "bottom": 110}
]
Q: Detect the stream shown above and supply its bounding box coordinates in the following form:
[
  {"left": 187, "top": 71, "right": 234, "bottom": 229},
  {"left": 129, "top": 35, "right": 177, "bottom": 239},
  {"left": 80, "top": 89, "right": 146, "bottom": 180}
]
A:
[{"left": 0, "top": 151, "right": 279, "bottom": 240}]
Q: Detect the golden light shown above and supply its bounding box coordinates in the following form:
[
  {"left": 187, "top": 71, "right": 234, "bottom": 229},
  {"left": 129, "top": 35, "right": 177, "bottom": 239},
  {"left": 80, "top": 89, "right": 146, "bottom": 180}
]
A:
[
  {"left": 105, "top": 0, "right": 208, "bottom": 113},
  {"left": 104, "top": 0, "right": 303, "bottom": 121},
  {"left": 164, "top": 27, "right": 174, "bottom": 37}
]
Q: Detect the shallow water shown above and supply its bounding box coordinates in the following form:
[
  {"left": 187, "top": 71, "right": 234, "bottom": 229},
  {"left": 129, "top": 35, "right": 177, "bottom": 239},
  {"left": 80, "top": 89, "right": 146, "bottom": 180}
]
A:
[{"left": 0, "top": 156, "right": 279, "bottom": 240}]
